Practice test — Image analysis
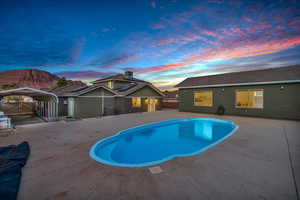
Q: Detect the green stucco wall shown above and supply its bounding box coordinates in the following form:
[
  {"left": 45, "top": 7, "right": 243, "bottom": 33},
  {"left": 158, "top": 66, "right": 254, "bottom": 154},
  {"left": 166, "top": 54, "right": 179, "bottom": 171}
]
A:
[{"left": 178, "top": 83, "right": 300, "bottom": 120}]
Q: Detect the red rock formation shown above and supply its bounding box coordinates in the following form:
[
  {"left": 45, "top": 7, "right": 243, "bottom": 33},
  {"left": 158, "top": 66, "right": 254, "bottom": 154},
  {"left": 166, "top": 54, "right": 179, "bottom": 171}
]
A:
[
  {"left": 0, "top": 69, "right": 86, "bottom": 89},
  {"left": 0, "top": 69, "right": 60, "bottom": 89}
]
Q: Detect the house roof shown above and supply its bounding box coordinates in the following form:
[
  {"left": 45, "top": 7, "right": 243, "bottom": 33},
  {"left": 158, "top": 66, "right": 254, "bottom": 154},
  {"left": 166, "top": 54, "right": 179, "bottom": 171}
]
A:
[
  {"left": 51, "top": 85, "right": 85, "bottom": 95},
  {"left": 60, "top": 85, "right": 118, "bottom": 97},
  {"left": 176, "top": 65, "right": 300, "bottom": 88},
  {"left": 57, "top": 82, "right": 164, "bottom": 97},
  {"left": 55, "top": 71, "right": 164, "bottom": 97},
  {"left": 116, "top": 82, "right": 165, "bottom": 96},
  {"left": 91, "top": 73, "right": 148, "bottom": 84}
]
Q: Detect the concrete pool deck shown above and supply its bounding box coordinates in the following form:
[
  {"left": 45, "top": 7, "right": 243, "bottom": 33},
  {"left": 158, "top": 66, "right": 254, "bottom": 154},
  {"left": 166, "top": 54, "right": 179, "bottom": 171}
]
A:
[{"left": 0, "top": 110, "right": 299, "bottom": 200}]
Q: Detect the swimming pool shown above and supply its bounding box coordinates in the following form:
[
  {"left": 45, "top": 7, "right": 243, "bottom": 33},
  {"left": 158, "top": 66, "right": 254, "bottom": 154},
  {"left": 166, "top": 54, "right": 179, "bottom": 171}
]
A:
[{"left": 89, "top": 118, "right": 238, "bottom": 167}]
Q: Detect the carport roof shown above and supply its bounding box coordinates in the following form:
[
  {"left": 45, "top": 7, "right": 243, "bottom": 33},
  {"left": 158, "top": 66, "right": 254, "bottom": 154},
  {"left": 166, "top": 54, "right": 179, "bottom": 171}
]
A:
[{"left": 0, "top": 87, "right": 58, "bottom": 103}]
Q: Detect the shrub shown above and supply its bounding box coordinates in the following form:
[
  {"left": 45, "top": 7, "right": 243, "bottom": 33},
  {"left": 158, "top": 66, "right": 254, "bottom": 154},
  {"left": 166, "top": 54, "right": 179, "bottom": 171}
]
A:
[{"left": 216, "top": 105, "right": 225, "bottom": 115}]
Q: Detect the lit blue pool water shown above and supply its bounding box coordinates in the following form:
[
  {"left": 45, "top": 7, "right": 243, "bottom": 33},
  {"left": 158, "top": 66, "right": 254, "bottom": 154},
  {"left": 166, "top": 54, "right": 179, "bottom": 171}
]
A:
[{"left": 89, "top": 118, "right": 238, "bottom": 167}]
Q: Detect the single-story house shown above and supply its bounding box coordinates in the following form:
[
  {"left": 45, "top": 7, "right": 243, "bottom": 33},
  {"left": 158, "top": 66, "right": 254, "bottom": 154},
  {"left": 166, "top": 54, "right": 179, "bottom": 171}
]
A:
[
  {"left": 54, "top": 71, "right": 165, "bottom": 118},
  {"left": 176, "top": 66, "right": 300, "bottom": 120}
]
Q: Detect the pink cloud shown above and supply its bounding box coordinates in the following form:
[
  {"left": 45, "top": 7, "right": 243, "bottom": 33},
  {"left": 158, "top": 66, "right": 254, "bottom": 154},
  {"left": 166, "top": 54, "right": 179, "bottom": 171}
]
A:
[
  {"left": 151, "top": 1, "right": 156, "bottom": 8},
  {"left": 101, "top": 27, "right": 116, "bottom": 33},
  {"left": 56, "top": 70, "right": 114, "bottom": 80},
  {"left": 231, "top": 26, "right": 245, "bottom": 36},
  {"left": 155, "top": 33, "right": 215, "bottom": 47},
  {"left": 100, "top": 54, "right": 142, "bottom": 68},
  {"left": 243, "top": 17, "right": 253, "bottom": 22},
  {"left": 156, "top": 38, "right": 177, "bottom": 46},
  {"left": 151, "top": 23, "right": 165, "bottom": 30},
  {"left": 221, "top": 26, "right": 247, "bottom": 37},
  {"left": 187, "top": 36, "right": 300, "bottom": 62},
  {"left": 202, "top": 29, "right": 224, "bottom": 40},
  {"left": 137, "top": 61, "right": 196, "bottom": 74},
  {"left": 276, "top": 25, "right": 285, "bottom": 30},
  {"left": 178, "top": 17, "right": 188, "bottom": 22},
  {"left": 151, "top": 81, "right": 176, "bottom": 90},
  {"left": 116, "top": 2, "right": 300, "bottom": 76},
  {"left": 70, "top": 37, "right": 86, "bottom": 62},
  {"left": 181, "top": 34, "right": 209, "bottom": 42},
  {"left": 102, "top": 28, "right": 110, "bottom": 32},
  {"left": 140, "top": 35, "right": 300, "bottom": 75},
  {"left": 247, "top": 22, "right": 272, "bottom": 33},
  {"left": 288, "top": 17, "right": 300, "bottom": 29},
  {"left": 208, "top": 0, "right": 224, "bottom": 3}
]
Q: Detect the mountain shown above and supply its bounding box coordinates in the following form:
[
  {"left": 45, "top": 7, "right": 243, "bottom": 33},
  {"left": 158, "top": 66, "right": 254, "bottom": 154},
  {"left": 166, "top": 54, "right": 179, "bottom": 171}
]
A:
[{"left": 0, "top": 69, "right": 85, "bottom": 89}]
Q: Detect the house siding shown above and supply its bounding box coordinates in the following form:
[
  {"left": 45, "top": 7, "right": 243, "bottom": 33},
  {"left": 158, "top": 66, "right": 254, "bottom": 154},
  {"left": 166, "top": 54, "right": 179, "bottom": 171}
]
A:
[
  {"left": 179, "top": 83, "right": 300, "bottom": 120},
  {"left": 58, "top": 97, "right": 68, "bottom": 116},
  {"left": 73, "top": 97, "right": 115, "bottom": 118},
  {"left": 114, "top": 97, "right": 131, "bottom": 114}
]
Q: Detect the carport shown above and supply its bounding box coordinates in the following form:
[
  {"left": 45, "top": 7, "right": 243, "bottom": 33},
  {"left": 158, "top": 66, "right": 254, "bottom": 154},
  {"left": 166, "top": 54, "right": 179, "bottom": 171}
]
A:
[{"left": 0, "top": 87, "right": 59, "bottom": 123}]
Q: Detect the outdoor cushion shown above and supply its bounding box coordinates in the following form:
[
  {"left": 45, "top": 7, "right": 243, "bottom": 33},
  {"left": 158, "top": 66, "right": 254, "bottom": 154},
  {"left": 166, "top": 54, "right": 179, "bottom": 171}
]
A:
[{"left": 0, "top": 142, "right": 30, "bottom": 200}]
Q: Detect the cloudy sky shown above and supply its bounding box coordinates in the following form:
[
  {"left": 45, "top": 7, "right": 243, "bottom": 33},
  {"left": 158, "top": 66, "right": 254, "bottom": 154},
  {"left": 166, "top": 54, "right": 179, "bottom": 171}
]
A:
[{"left": 1, "top": 0, "right": 300, "bottom": 89}]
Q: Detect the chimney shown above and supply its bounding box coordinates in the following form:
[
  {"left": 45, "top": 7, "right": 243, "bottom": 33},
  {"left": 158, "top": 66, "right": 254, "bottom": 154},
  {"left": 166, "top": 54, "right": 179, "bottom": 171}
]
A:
[{"left": 124, "top": 71, "right": 133, "bottom": 80}]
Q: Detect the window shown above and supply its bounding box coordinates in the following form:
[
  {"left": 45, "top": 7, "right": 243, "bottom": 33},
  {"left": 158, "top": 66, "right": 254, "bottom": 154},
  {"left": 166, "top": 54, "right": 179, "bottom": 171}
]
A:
[
  {"left": 194, "top": 91, "right": 213, "bottom": 107},
  {"left": 236, "top": 89, "right": 263, "bottom": 108},
  {"left": 107, "top": 81, "right": 114, "bottom": 89},
  {"left": 132, "top": 97, "right": 141, "bottom": 107}
]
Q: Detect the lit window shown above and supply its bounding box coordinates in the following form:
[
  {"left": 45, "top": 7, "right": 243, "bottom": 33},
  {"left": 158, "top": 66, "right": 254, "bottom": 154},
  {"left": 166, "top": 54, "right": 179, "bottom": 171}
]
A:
[
  {"left": 132, "top": 97, "right": 141, "bottom": 107},
  {"left": 194, "top": 91, "right": 213, "bottom": 107},
  {"left": 107, "top": 81, "right": 114, "bottom": 89},
  {"left": 236, "top": 90, "right": 263, "bottom": 108}
]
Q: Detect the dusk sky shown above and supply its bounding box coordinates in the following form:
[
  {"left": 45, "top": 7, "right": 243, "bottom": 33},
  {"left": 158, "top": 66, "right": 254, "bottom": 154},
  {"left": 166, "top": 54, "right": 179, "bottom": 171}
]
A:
[{"left": 1, "top": 0, "right": 300, "bottom": 89}]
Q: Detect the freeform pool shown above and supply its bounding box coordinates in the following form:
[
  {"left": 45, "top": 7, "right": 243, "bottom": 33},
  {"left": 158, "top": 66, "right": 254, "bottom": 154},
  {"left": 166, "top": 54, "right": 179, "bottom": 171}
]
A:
[{"left": 89, "top": 118, "right": 238, "bottom": 167}]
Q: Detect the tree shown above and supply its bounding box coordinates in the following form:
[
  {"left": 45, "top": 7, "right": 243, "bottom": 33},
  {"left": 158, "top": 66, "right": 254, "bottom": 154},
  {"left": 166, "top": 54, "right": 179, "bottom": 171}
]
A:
[{"left": 56, "top": 77, "right": 68, "bottom": 88}]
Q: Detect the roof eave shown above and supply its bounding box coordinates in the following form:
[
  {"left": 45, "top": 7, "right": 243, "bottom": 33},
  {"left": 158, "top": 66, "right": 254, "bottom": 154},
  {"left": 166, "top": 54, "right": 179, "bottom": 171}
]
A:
[
  {"left": 92, "top": 78, "right": 146, "bottom": 84},
  {"left": 123, "top": 84, "right": 165, "bottom": 97},
  {"left": 176, "top": 80, "right": 300, "bottom": 89},
  {"left": 77, "top": 85, "right": 118, "bottom": 96}
]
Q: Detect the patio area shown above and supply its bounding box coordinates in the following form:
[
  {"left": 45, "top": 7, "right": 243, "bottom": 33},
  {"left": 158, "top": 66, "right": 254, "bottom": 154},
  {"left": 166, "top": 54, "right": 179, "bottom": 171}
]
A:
[{"left": 0, "top": 110, "right": 299, "bottom": 200}]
